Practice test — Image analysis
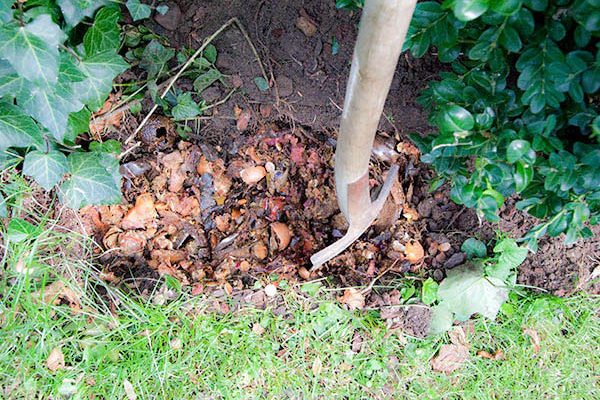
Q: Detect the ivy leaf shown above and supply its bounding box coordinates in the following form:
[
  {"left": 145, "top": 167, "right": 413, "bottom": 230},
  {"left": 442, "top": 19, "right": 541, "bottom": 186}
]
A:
[
  {"left": 83, "top": 6, "right": 121, "bottom": 56},
  {"left": 59, "top": 152, "right": 122, "bottom": 209},
  {"left": 23, "top": 150, "right": 68, "bottom": 190},
  {"left": 0, "top": 103, "right": 44, "bottom": 151},
  {"left": 126, "top": 0, "right": 152, "bottom": 21},
  {"left": 140, "top": 40, "right": 174, "bottom": 79},
  {"left": 452, "top": 0, "right": 490, "bottom": 22},
  {"left": 0, "top": 15, "right": 63, "bottom": 85},
  {"left": 437, "top": 263, "right": 509, "bottom": 321},
  {"left": 421, "top": 278, "right": 439, "bottom": 306},
  {"left": 194, "top": 69, "right": 222, "bottom": 93},
  {"left": 171, "top": 92, "right": 202, "bottom": 120},
  {"left": 0, "top": 64, "right": 24, "bottom": 98},
  {"left": 57, "top": 0, "right": 110, "bottom": 27},
  {"left": 461, "top": 238, "right": 487, "bottom": 258},
  {"left": 6, "top": 218, "right": 39, "bottom": 243},
  {"left": 0, "top": 0, "right": 13, "bottom": 23},
  {"left": 64, "top": 107, "right": 91, "bottom": 144},
  {"left": 156, "top": 4, "right": 170, "bottom": 15},
  {"left": 428, "top": 303, "right": 453, "bottom": 335},
  {"left": 72, "top": 51, "right": 129, "bottom": 111},
  {"left": 490, "top": 238, "right": 528, "bottom": 281}
]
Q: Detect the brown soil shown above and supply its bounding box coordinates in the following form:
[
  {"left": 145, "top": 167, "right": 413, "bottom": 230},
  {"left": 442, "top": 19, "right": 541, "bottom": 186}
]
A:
[{"left": 77, "top": 0, "right": 598, "bottom": 333}]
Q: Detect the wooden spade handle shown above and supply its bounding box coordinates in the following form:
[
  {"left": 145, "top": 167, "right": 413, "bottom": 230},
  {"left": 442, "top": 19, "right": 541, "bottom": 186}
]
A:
[{"left": 335, "top": 0, "right": 417, "bottom": 218}]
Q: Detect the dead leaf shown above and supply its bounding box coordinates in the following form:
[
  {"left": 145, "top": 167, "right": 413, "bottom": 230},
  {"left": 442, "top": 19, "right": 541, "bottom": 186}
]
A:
[
  {"left": 477, "top": 349, "right": 505, "bottom": 360},
  {"left": 437, "top": 242, "right": 452, "bottom": 252},
  {"left": 240, "top": 166, "right": 266, "bottom": 185},
  {"left": 121, "top": 194, "right": 157, "bottom": 230},
  {"left": 123, "top": 379, "right": 137, "bottom": 400},
  {"left": 298, "top": 267, "right": 311, "bottom": 280},
  {"left": 448, "top": 326, "right": 469, "bottom": 347},
  {"left": 253, "top": 241, "right": 268, "bottom": 260},
  {"left": 351, "top": 331, "right": 363, "bottom": 353},
  {"left": 236, "top": 109, "right": 252, "bottom": 131},
  {"left": 338, "top": 288, "right": 365, "bottom": 310},
  {"left": 46, "top": 347, "right": 65, "bottom": 372},
  {"left": 296, "top": 10, "right": 318, "bottom": 37},
  {"left": 523, "top": 327, "right": 541, "bottom": 354},
  {"left": 118, "top": 231, "right": 147, "bottom": 255},
  {"left": 405, "top": 240, "right": 425, "bottom": 264},
  {"left": 270, "top": 222, "right": 292, "bottom": 251},
  {"left": 90, "top": 95, "right": 123, "bottom": 135},
  {"left": 37, "top": 281, "right": 81, "bottom": 311},
  {"left": 431, "top": 344, "right": 469, "bottom": 374},
  {"left": 252, "top": 323, "right": 265, "bottom": 335}
]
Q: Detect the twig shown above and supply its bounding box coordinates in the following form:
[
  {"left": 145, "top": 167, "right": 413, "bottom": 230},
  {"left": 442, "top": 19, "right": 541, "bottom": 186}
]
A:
[
  {"left": 123, "top": 17, "right": 269, "bottom": 146},
  {"left": 360, "top": 265, "right": 394, "bottom": 295}
]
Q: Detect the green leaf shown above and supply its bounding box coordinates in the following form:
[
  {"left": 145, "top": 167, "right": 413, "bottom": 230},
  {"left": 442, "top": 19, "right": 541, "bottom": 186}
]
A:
[
  {"left": 7, "top": 218, "right": 39, "bottom": 243},
  {"left": 72, "top": 51, "right": 129, "bottom": 111},
  {"left": 439, "top": 105, "right": 474, "bottom": 133},
  {"left": 17, "top": 54, "right": 86, "bottom": 142},
  {"left": 547, "top": 213, "right": 568, "bottom": 237},
  {"left": 59, "top": 152, "right": 122, "bottom": 209},
  {"left": 193, "top": 69, "right": 222, "bottom": 93},
  {"left": 23, "top": 150, "right": 68, "bottom": 190},
  {"left": 491, "top": 238, "right": 528, "bottom": 281},
  {"left": 156, "top": 4, "right": 169, "bottom": 15},
  {"left": 428, "top": 303, "right": 453, "bottom": 335},
  {"left": 253, "top": 76, "right": 270, "bottom": 92},
  {"left": 126, "top": 0, "right": 151, "bottom": 21},
  {"left": 0, "top": 0, "right": 13, "bottom": 23},
  {"left": 0, "top": 192, "right": 7, "bottom": 218},
  {"left": 64, "top": 107, "right": 91, "bottom": 144},
  {"left": 514, "top": 161, "right": 533, "bottom": 193},
  {"left": 140, "top": 40, "right": 174, "bottom": 79},
  {"left": 57, "top": 0, "right": 110, "bottom": 27},
  {"left": 523, "top": 0, "right": 547, "bottom": 12},
  {"left": 452, "top": 0, "right": 489, "bottom": 22},
  {"left": 437, "top": 263, "right": 509, "bottom": 321},
  {"left": 0, "top": 15, "right": 63, "bottom": 85},
  {"left": 421, "top": 278, "right": 439, "bottom": 306},
  {"left": 499, "top": 25, "right": 522, "bottom": 52},
  {"left": 171, "top": 92, "right": 201, "bottom": 120},
  {"left": 461, "top": 238, "right": 487, "bottom": 259},
  {"left": 83, "top": 6, "right": 121, "bottom": 56},
  {"left": 489, "top": 0, "right": 522, "bottom": 15},
  {"left": 506, "top": 139, "right": 533, "bottom": 163},
  {"left": 0, "top": 103, "right": 44, "bottom": 151},
  {"left": 204, "top": 44, "right": 217, "bottom": 64}
]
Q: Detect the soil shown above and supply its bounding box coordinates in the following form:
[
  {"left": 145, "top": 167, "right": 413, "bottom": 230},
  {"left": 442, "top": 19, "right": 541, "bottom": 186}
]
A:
[{"left": 74, "top": 0, "right": 598, "bottom": 334}]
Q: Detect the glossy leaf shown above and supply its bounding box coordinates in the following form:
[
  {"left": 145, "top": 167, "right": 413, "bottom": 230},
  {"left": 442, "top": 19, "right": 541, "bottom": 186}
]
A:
[
  {"left": 461, "top": 238, "right": 487, "bottom": 259},
  {"left": 23, "top": 150, "right": 68, "bottom": 190},
  {"left": 83, "top": 6, "right": 121, "bottom": 56},
  {"left": 453, "top": 0, "right": 489, "bottom": 22},
  {"left": 126, "top": 0, "right": 152, "bottom": 21},
  {"left": 0, "top": 103, "right": 44, "bottom": 151}
]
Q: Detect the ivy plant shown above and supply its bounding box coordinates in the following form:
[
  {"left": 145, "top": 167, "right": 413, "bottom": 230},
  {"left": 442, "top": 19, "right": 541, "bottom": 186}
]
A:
[
  {"left": 402, "top": 0, "right": 599, "bottom": 250},
  {"left": 0, "top": 1, "right": 156, "bottom": 209}
]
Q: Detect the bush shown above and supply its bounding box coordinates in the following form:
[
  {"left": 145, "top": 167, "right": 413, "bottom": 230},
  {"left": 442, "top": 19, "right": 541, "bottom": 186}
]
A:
[{"left": 402, "top": 0, "right": 599, "bottom": 250}]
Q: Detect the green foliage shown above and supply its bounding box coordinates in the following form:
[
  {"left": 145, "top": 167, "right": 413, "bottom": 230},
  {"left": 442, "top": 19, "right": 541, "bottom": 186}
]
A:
[
  {"left": 429, "top": 237, "right": 528, "bottom": 334},
  {"left": 335, "top": 0, "right": 364, "bottom": 10},
  {"left": 0, "top": 1, "right": 153, "bottom": 208},
  {"left": 406, "top": 0, "right": 600, "bottom": 249}
]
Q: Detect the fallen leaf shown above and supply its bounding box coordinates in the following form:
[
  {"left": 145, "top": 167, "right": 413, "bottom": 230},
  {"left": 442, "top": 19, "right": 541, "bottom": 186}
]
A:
[
  {"left": 437, "top": 242, "right": 452, "bottom": 252},
  {"left": 431, "top": 344, "right": 469, "bottom": 374},
  {"left": 118, "top": 231, "right": 147, "bottom": 255},
  {"left": 46, "top": 347, "right": 65, "bottom": 372},
  {"left": 170, "top": 338, "right": 183, "bottom": 350},
  {"left": 477, "top": 349, "right": 505, "bottom": 360},
  {"left": 523, "top": 327, "right": 541, "bottom": 354},
  {"left": 298, "top": 267, "right": 311, "bottom": 280},
  {"left": 123, "top": 379, "right": 137, "bottom": 400},
  {"left": 121, "top": 194, "right": 157, "bottom": 230},
  {"left": 240, "top": 166, "right": 266, "bottom": 185},
  {"left": 296, "top": 10, "right": 318, "bottom": 37},
  {"left": 253, "top": 241, "right": 268, "bottom": 260},
  {"left": 236, "top": 109, "right": 252, "bottom": 131},
  {"left": 37, "top": 281, "right": 81, "bottom": 311},
  {"left": 405, "top": 240, "right": 425, "bottom": 264},
  {"left": 351, "top": 331, "right": 363, "bottom": 353},
  {"left": 338, "top": 288, "right": 365, "bottom": 310},
  {"left": 270, "top": 222, "right": 292, "bottom": 250},
  {"left": 252, "top": 323, "right": 265, "bottom": 335},
  {"left": 448, "top": 326, "right": 469, "bottom": 347}
]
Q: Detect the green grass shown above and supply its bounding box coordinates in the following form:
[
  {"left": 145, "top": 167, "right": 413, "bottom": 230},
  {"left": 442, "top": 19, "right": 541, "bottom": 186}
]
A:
[{"left": 1, "top": 178, "right": 599, "bottom": 399}]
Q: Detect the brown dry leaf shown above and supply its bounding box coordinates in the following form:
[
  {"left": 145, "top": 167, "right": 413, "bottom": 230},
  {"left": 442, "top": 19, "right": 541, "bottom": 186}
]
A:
[
  {"left": 312, "top": 356, "right": 323, "bottom": 376},
  {"left": 46, "top": 347, "right": 65, "bottom": 372},
  {"left": 298, "top": 267, "right": 311, "bottom": 280},
  {"left": 240, "top": 166, "right": 266, "bottom": 185},
  {"left": 118, "top": 231, "right": 147, "bottom": 255},
  {"left": 405, "top": 240, "right": 425, "bottom": 264},
  {"left": 351, "top": 331, "right": 363, "bottom": 353},
  {"left": 253, "top": 241, "right": 268, "bottom": 260},
  {"left": 448, "top": 326, "right": 469, "bottom": 347},
  {"left": 121, "top": 194, "right": 157, "bottom": 230},
  {"left": 338, "top": 288, "right": 365, "bottom": 310},
  {"left": 296, "top": 10, "right": 318, "bottom": 37},
  {"left": 270, "top": 222, "right": 292, "bottom": 250},
  {"left": 252, "top": 323, "right": 266, "bottom": 335},
  {"left": 523, "top": 327, "right": 541, "bottom": 353},
  {"left": 402, "top": 205, "right": 419, "bottom": 222},
  {"left": 236, "top": 109, "right": 252, "bottom": 131},
  {"left": 215, "top": 214, "right": 231, "bottom": 232},
  {"left": 162, "top": 151, "right": 185, "bottom": 193},
  {"left": 38, "top": 281, "right": 81, "bottom": 310},
  {"left": 90, "top": 95, "right": 123, "bottom": 135},
  {"left": 437, "top": 242, "right": 452, "bottom": 252},
  {"left": 477, "top": 349, "right": 505, "bottom": 360},
  {"left": 431, "top": 344, "right": 469, "bottom": 374}
]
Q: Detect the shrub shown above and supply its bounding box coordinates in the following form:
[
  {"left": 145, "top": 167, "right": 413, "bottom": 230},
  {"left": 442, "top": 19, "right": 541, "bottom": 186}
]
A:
[
  {"left": 398, "top": 0, "right": 599, "bottom": 250},
  {"left": 0, "top": 1, "right": 150, "bottom": 210}
]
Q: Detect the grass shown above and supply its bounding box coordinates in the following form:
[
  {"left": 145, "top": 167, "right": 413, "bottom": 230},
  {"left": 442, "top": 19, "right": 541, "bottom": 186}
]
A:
[{"left": 1, "top": 176, "right": 599, "bottom": 399}]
